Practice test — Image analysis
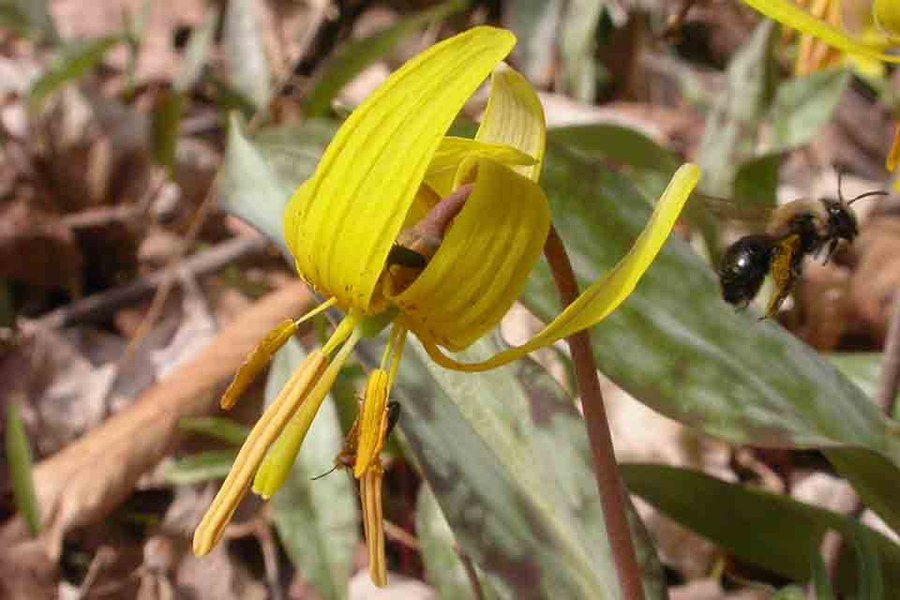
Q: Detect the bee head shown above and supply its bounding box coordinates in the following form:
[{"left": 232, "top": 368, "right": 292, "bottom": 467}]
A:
[{"left": 822, "top": 198, "right": 858, "bottom": 242}]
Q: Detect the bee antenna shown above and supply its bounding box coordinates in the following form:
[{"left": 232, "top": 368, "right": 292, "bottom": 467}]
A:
[
  {"left": 310, "top": 464, "right": 339, "bottom": 481},
  {"left": 837, "top": 168, "right": 846, "bottom": 204},
  {"left": 847, "top": 190, "right": 889, "bottom": 205}
]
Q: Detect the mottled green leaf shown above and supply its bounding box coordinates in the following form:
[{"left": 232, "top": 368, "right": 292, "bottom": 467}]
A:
[
  {"left": 304, "top": 0, "right": 468, "bottom": 117},
  {"left": 828, "top": 353, "right": 896, "bottom": 411},
  {"left": 152, "top": 90, "right": 184, "bottom": 172},
  {"left": 696, "top": 21, "right": 778, "bottom": 197},
  {"left": 29, "top": 35, "right": 123, "bottom": 110},
  {"left": 6, "top": 403, "right": 40, "bottom": 536},
  {"left": 622, "top": 464, "right": 900, "bottom": 595},
  {"left": 810, "top": 554, "right": 836, "bottom": 600},
  {"left": 733, "top": 151, "right": 781, "bottom": 208},
  {"left": 522, "top": 140, "right": 900, "bottom": 529},
  {"left": 174, "top": 9, "right": 219, "bottom": 93},
  {"left": 768, "top": 68, "right": 850, "bottom": 152},
  {"left": 772, "top": 585, "right": 806, "bottom": 600},
  {"left": 559, "top": 0, "right": 603, "bottom": 102},
  {"left": 218, "top": 116, "right": 336, "bottom": 254},
  {"left": 0, "top": 0, "right": 58, "bottom": 43},
  {"left": 393, "top": 337, "right": 666, "bottom": 599},
  {"left": 416, "top": 483, "right": 500, "bottom": 599},
  {"left": 223, "top": 0, "right": 270, "bottom": 112},
  {"left": 163, "top": 450, "right": 237, "bottom": 485},
  {"left": 504, "top": 0, "right": 564, "bottom": 85},
  {"left": 268, "top": 339, "right": 357, "bottom": 600}
]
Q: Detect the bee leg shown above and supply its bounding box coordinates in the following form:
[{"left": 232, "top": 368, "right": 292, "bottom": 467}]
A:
[
  {"left": 764, "top": 235, "right": 802, "bottom": 318},
  {"left": 822, "top": 238, "right": 839, "bottom": 264}
]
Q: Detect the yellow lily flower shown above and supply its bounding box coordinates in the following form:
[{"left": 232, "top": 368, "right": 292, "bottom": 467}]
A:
[
  {"left": 192, "top": 26, "right": 700, "bottom": 587},
  {"left": 740, "top": 0, "right": 900, "bottom": 186}
]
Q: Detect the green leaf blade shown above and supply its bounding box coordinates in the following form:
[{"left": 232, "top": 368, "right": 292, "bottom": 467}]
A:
[{"left": 5, "top": 403, "right": 41, "bottom": 536}]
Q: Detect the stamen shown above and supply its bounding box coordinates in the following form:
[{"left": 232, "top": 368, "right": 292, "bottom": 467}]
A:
[
  {"left": 887, "top": 122, "right": 900, "bottom": 173},
  {"left": 220, "top": 320, "right": 298, "bottom": 410},
  {"left": 252, "top": 324, "right": 363, "bottom": 499},
  {"left": 193, "top": 348, "right": 329, "bottom": 555},
  {"left": 361, "top": 467, "right": 387, "bottom": 587},
  {"left": 353, "top": 370, "right": 390, "bottom": 478},
  {"left": 220, "top": 298, "right": 337, "bottom": 410}
]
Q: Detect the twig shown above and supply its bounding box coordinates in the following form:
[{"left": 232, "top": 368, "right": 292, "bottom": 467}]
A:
[
  {"left": 0, "top": 281, "right": 315, "bottom": 559},
  {"left": 542, "top": 227, "right": 645, "bottom": 600},
  {"left": 382, "top": 519, "right": 420, "bottom": 551},
  {"left": 876, "top": 294, "right": 900, "bottom": 416},
  {"left": 35, "top": 236, "right": 269, "bottom": 329}
]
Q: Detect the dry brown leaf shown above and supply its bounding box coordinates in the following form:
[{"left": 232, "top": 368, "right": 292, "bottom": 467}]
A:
[
  {"left": 849, "top": 207, "right": 900, "bottom": 337},
  {"left": 0, "top": 200, "right": 82, "bottom": 291},
  {"left": 0, "top": 280, "right": 314, "bottom": 561}
]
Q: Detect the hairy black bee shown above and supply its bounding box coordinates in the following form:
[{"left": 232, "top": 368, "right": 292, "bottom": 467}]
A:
[{"left": 718, "top": 186, "right": 887, "bottom": 318}]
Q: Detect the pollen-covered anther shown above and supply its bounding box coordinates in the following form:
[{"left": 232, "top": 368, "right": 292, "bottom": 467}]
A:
[
  {"left": 361, "top": 465, "right": 387, "bottom": 587},
  {"left": 887, "top": 122, "right": 900, "bottom": 173},
  {"left": 193, "top": 348, "right": 329, "bottom": 556},
  {"left": 353, "top": 369, "right": 391, "bottom": 478}
]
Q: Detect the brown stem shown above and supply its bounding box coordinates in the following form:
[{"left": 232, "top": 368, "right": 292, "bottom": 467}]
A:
[
  {"left": 542, "top": 227, "right": 645, "bottom": 599},
  {"left": 36, "top": 236, "right": 268, "bottom": 329},
  {"left": 876, "top": 294, "right": 900, "bottom": 416}
]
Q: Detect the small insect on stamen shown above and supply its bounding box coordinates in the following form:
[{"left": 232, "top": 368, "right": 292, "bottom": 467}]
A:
[
  {"left": 385, "top": 401, "right": 401, "bottom": 437},
  {"left": 310, "top": 401, "right": 402, "bottom": 481}
]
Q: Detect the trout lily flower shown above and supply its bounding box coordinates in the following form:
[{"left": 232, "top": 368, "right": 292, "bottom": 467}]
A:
[
  {"left": 741, "top": 0, "right": 900, "bottom": 186},
  {"left": 192, "top": 26, "right": 700, "bottom": 587}
]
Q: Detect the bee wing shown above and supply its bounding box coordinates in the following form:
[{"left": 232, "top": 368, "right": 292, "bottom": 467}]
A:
[{"left": 690, "top": 192, "right": 774, "bottom": 227}]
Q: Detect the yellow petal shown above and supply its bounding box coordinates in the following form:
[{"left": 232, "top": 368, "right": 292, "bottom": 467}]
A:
[
  {"left": 874, "top": 0, "right": 900, "bottom": 38},
  {"left": 741, "top": 0, "right": 900, "bottom": 62},
  {"left": 475, "top": 64, "right": 546, "bottom": 182},
  {"left": 353, "top": 369, "right": 390, "bottom": 478},
  {"left": 424, "top": 136, "right": 536, "bottom": 198},
  {"left": 395, "top": 157, "right": 550, "bottom": 351},
  {"left": 283, "top": 27, "right": 516, "bottom": 314},
  {"left": 424, "top": 163, "right": 702, "bottom": 372}
]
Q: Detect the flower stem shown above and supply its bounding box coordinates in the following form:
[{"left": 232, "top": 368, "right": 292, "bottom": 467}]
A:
[{"left": 543, "top": 227, "right": 645, "bottom": 600}]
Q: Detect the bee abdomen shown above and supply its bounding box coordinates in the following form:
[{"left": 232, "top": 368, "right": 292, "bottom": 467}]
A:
[{"left": 718, "top": 235, "right": 776, "bottom": 307}]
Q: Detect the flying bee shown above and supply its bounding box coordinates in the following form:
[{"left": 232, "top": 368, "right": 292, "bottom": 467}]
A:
[
  {"left": 311, "top": 401, "right": 402, "bottom": 481},
  {"left": 717, "top": 184, "right": 887, "bottom": 318}
]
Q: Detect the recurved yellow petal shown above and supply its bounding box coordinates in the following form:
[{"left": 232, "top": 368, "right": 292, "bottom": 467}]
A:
[
  {"left": 353, "top": 369, "right": 389, "bottom": 478},
  {"left": 283, "top": 27, "right": 516, "bottom": 314},
  {"left": 424, "top": 136, "right": 535, "bottom": 197},
  {"left": 874, "top": 0, "right": 900, "bottom": 38},
  {"left": 476, "top": 64, "right": 546, "bottom": 182},
  {"left": 395, "top": 157, "right": 550, "bottom": 351},
  {"left": 424, "top": 163, "right": 701, "bottom": 372},
  {"left": 742, "top": 0, "right": 900, "bottom": 62}
]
